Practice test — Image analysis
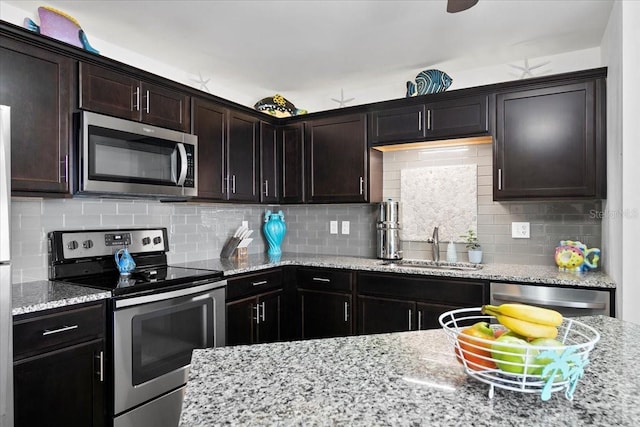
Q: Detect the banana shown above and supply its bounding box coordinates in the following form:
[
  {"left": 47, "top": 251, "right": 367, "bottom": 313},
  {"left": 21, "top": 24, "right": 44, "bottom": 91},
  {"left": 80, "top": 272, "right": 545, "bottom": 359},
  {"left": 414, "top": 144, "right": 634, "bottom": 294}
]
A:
[
  {"left": 481, "top": 304, "right": 563, "bottom": 327},
  {"left": 482, "top": 306, "right": 559, "bottom": 339}
]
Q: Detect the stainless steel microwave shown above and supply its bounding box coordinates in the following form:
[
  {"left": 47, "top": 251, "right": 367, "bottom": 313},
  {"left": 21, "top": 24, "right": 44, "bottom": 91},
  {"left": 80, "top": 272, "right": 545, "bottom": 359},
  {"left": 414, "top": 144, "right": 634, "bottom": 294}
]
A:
[{"left": 78, "top": 111, "right": 197, "bottom": 199}]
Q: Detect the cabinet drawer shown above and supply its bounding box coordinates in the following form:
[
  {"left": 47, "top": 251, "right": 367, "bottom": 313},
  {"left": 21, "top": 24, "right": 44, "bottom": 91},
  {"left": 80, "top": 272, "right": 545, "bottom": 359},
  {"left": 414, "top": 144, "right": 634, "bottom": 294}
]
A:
[
  {"left": 13, "top": 302, "right": 105, "bottom": 360},
  {"left": 297, "top": 268, "right": 352, "bottom": 292},
  {"left": 357, "top": 272, "right": 487, "bottom": 306},
  {"left": 227, "top": 269, "right": 283, "bottom": 301}
]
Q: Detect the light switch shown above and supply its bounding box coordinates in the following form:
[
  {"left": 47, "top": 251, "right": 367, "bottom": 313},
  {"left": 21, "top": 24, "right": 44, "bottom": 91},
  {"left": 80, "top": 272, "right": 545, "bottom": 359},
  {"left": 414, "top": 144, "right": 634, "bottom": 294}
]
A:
[
  {"left": 330, "top": 221, "right": 338, "bottom": 234},
  {"left": 341, "top": 221, "right": 350, "bottom": 235},
  {"left": 512, "top": 222, "right": 530, "bottom": 239}
]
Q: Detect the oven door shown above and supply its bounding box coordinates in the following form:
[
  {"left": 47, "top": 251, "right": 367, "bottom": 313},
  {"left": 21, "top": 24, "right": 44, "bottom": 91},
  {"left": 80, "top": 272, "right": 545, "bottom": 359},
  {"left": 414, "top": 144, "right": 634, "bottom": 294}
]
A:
[{"left": 112, "top": 279, "right": 225, "bottom": 418}]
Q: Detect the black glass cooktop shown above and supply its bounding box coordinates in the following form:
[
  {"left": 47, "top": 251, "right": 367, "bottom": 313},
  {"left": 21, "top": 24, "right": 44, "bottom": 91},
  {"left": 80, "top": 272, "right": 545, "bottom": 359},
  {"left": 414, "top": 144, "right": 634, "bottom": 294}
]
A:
[{"left": 57, "top": 266, "right": 224, "bottom": 296}]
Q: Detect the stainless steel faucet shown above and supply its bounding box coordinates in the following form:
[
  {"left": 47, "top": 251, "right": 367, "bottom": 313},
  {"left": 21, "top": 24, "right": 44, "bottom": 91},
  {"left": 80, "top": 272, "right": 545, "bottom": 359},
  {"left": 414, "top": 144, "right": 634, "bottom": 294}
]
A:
[{"left": 427, "top": 226, "right": 439, "bottom": 262}]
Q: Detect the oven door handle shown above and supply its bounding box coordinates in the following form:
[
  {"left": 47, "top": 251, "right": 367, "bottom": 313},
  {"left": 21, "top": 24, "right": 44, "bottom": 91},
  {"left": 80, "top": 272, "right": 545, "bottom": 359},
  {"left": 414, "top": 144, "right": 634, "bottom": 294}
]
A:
[
  {"left": 491, "top": 292, "right": 606, "bottom": 310},
  {"left": 115, "top": 279, "right": 226, "bottom": 309},
  {"left": 176, "top": 143, "right": 188, "bottom": 187}
]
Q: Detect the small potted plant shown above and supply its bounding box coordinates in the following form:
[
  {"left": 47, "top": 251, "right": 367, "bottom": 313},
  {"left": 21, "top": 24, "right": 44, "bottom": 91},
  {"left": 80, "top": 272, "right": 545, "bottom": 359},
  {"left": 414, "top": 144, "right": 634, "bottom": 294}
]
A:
[{"left": 460, "top": 229, "right": 482, "bottom": 264}]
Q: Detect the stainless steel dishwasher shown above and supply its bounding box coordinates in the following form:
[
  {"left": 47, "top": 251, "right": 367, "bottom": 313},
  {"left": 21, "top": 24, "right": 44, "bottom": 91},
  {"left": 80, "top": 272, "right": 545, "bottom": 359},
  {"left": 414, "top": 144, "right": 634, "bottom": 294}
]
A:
[{"left": 490, "top": 282, "right": 613, "bottom": 317}]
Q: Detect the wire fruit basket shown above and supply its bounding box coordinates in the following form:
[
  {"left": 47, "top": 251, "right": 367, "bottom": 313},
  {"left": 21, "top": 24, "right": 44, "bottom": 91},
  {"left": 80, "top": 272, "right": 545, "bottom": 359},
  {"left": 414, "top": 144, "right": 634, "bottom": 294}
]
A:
[{"left": 439, "top": 307, "right": 600, "bottom": 401}]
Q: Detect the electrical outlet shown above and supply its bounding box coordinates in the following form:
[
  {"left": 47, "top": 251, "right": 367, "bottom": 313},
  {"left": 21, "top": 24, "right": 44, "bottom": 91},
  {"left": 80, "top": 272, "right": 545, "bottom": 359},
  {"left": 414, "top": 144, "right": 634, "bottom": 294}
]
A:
[
  {"left": 512, "top": 222, "right": 530, "bottom": 239},
  {"left": 341, "top": 221, "right": 350, "bottom": 235},
  {"left": 330, "top": 221, "right": 338, "bottom": 234}
]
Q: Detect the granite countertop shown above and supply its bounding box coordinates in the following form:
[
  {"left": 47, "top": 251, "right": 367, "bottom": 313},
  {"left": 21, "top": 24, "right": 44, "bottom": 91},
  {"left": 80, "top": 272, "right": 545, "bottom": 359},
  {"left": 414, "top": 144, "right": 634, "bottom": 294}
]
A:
[
  {"left": 180, "top": 315, "right": 639, "bottom": 426},
  {"left": 12, "top": 280, "right": 111, "bottom": 316},
  {"left": 178, "top": 252, "right": 616, "bottom": 290}
]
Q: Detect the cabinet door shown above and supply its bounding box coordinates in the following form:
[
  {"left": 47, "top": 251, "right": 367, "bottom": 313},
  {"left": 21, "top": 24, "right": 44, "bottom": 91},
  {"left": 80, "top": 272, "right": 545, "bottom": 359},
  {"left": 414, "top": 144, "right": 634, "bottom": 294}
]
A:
[
  {"left": 1, "top": 39, "right": 72, "bottom": 194},
  {"left": 358, "top": 295, "right": 415, "bottom": 335},
  {"left": 425, "top": 95, "right": 489, "bottom": 139},
  {"left": 369, "top": 104, "right": 426, "bottom": 144},
  {"left": 417, "top": 302, "right": 461, "bottom": 330},
  {"left": 227, "top": 112, "right": 259, "bottom": 202},
  {"left": 14, "top": 339, "right": 105, "bottom": 427},
  {"left": 495, "top": 81, "right": 600, "bottom": 199},
  {"left": 140, "top": 81, "right": 190, "bottom": 132},
  {"left": 305, "top": 114, "right": 368, "bottom": 203},
  {"left": 260, "top": 122, "right": 279, "bottom": 203},
  {"left": 226, "top": 296, "right": 256, "bottom": 346},
  {"left": 300, "top": 290, "right": 352, "bottom": 339},
  {"left": 256, "top": 291, "right": 281, "bottom": 344},
  {"left": 280, "top": 124, "right": 304, "bottom": 203},
  {"left": 79, "top": 63, "right": 139, "bottom": 121},
  {"left": 192, "top": 98, "right": 226, "bottom": 200}
]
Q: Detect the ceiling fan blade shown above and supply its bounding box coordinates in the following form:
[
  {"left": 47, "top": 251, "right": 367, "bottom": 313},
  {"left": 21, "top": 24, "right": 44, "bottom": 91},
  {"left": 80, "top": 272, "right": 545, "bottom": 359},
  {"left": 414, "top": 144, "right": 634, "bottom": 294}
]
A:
[{"left": 447, "top": 0, "right": 479, "bottom": 13}]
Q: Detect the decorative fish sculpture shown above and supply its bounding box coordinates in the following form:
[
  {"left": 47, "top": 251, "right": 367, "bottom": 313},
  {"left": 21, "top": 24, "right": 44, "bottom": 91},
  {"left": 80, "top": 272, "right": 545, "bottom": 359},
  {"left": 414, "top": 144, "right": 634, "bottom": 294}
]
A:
[
  {"left": 406, "top": 69, "right": 453, "bottom": 97},
  {"left": 24, "top": 6, "right": 99, "bottom": 54},
  {"left": 254, "top": 94, "right": 307, "bottom": 118}
]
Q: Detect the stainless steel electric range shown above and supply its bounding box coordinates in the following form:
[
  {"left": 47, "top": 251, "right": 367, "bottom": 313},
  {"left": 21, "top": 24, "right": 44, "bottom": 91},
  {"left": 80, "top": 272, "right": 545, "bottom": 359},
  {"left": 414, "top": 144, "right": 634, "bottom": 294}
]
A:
[{"left": 48, "top": 228, "right": 226, "bottom": 427}]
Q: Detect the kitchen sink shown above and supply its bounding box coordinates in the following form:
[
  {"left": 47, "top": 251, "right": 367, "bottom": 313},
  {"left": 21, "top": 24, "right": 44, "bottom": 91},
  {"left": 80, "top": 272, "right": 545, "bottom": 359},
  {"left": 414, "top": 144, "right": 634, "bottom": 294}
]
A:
[{"left": 377, "top": 260, "right": 483, "bottom": 271}]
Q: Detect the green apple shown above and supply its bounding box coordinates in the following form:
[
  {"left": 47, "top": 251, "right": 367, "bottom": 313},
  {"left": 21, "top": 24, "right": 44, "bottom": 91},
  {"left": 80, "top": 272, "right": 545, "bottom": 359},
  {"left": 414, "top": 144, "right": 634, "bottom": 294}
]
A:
[
  {"left": 491, "top": 334, "right": 539, "bottom": 375},
  {"left": 529, "top": 337, "right": 565, "bottom": 377}
]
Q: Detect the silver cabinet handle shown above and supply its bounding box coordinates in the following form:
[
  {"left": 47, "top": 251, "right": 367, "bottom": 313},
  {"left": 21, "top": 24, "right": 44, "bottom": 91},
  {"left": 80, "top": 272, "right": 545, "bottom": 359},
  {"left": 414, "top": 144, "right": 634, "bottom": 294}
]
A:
[
  {"left": 42, "top": 324, "right": 78, "bottom": 336},
  {"left": 418, "top": 310, "right": 422, "bottom": 330},
  {"left": 96, "top": 351, "right": 104, "bottom": 382},
  {"left": 133, "top": 87, "right": 140, "bottom": 111},
  {"left": 408, "top": 309, "right": 412, "bottom": 330},
  {"left": 418, "top": 110, "right": 422, "bottom": 131},
  {"left": 264, "top": 180, "right": 269, "bottom": 197},
  {"left": 231, "top": 175, "right": 236, "bottom": 194},
  {"left": 497, "top": 168, "right": 502, "bottom": 191},
  {"left": 260, "top": 301, "right": 266, "bottom": 322},
  {"left": 426, "top": 109, "right": 432, "bottom": 130},
  {"left": 344, "top": 301, "right": 349, "bottom": 322},
  {"left": 359, "top": 176, "right": 364, "bottom": 195},
  {"left": 252, "top": 280, "right": 268, "bottom": 286},
  {"left": 253, "top": 304, "right": 260, "bottom": 323},
  {"left": 144, "top": 89, "right": 150, "bottom": 113},
  {"left": 60, "top": 155, "right": 68, "bottom": 182},
  {"left": 312, "top": 277, "right": 331, "bottom": 283}
]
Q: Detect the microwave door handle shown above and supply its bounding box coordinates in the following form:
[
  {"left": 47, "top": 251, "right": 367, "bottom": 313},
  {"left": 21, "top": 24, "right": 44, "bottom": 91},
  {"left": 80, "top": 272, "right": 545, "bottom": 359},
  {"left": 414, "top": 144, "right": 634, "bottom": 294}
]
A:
[{"left": 177, "top": 143, "right": 188, "bottom": 186}]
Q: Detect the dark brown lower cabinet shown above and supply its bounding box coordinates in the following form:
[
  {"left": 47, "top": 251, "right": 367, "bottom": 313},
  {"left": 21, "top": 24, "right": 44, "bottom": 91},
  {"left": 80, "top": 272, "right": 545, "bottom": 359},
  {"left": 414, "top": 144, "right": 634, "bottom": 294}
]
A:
[
  {"left": 357, "top": 272, "right": 489, "bottom": 335},
  {"left": 13, "top": 302, "right": 106, "bottom": 427},
  {"left": 14, "top": 340, "right": 105, "bottom": 427},
  {"left": 226, "top": 269, "right": 284, "bottom": 346},
  {"left": 299, "top": 290, "right": 352, "bottom": 339},
  {"left": 226, "top": 290, "right": 282, "bottom": 346}
]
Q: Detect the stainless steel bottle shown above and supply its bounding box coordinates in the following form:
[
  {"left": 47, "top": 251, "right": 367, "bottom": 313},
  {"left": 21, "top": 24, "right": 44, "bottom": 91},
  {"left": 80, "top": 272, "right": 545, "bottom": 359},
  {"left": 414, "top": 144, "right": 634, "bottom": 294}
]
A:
[{"left": 376, "top": 200, "right": 403, "bottom": 260}]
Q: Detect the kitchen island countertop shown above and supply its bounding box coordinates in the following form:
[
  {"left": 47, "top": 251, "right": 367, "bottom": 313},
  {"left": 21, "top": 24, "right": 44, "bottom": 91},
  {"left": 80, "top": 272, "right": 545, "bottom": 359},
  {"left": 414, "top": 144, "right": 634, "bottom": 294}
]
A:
[
  {"left": 180, "top": 315, "right": 639, "bottom": 426},
  {"left": 178, "top": 252, "right": 616, "bottom": 290}
]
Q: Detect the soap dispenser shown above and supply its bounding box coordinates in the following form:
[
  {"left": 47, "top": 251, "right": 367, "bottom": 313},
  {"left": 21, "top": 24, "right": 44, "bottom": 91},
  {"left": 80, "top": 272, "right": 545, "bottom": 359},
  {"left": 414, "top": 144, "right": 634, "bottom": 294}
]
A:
[{"left": 446, "top": 241, "right": 457, "bottom": 263}]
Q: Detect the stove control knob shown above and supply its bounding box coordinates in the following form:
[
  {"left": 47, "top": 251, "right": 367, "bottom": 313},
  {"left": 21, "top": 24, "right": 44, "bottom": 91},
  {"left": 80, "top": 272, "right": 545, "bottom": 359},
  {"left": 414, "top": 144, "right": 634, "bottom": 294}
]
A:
[
  {"left": 83, "top": 240, "right": 94, "bottom": 249},
  {"left": 67, "top": 240, "right": 79, "bottom": 250},
  {"left": 142, "top": 237, "right": 151, "bottom": 246},
  {"left": 153, "top": 236, "right": 162, "bottom": 245}
]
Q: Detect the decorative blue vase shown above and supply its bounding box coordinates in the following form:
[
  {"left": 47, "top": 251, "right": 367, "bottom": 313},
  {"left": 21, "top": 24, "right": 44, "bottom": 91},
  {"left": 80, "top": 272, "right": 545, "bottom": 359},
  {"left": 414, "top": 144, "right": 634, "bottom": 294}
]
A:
[
  {"left": 114, "top": 247, "right": 136, "bottom": 275},
  {"left": 263, "top": 210, "right": 286, "bottom": 257}
]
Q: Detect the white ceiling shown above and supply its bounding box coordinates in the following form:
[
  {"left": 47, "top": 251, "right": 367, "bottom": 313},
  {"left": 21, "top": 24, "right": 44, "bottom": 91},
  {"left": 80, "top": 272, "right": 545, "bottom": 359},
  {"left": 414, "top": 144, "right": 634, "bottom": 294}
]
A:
[{"left": 3, "top": 0, "right": 614, "bottom": 103}]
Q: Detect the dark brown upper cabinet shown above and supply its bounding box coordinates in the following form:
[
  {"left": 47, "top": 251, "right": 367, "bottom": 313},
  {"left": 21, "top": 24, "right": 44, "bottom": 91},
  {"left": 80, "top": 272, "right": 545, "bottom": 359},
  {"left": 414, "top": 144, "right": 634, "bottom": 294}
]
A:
[
  {"left": 192, "top": 98, "right": 226, "bottom": 200},
  {"left": 1, "top": 37, "right": 73, "bottom": 195},
  {"left": 260, "top": 122, "right": 279, "bottom": 203},
  {"left": 79, "top": 62, "right": 190, "bottom": 132},
  {"left": 368, "top": 94, "right": 489, "bottom": 146},
  {"left": 280, "top": 124, "right": 304, "bottom": 203},
  {"left": 305, "top": 114, "right": 382, "bottom": 203},
  {"left": 227, "top": 111, "right": 259, "bottom": 202},
  {"left": 494, "top": 78, "right": 606, "bottom": 200}
]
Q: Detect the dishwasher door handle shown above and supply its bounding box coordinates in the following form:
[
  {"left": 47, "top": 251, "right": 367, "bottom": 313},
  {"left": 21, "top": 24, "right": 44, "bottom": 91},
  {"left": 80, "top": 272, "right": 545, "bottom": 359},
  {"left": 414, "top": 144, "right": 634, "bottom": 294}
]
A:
[{"left": 491, "top": 293, "right": 607, "bottom": 310}]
